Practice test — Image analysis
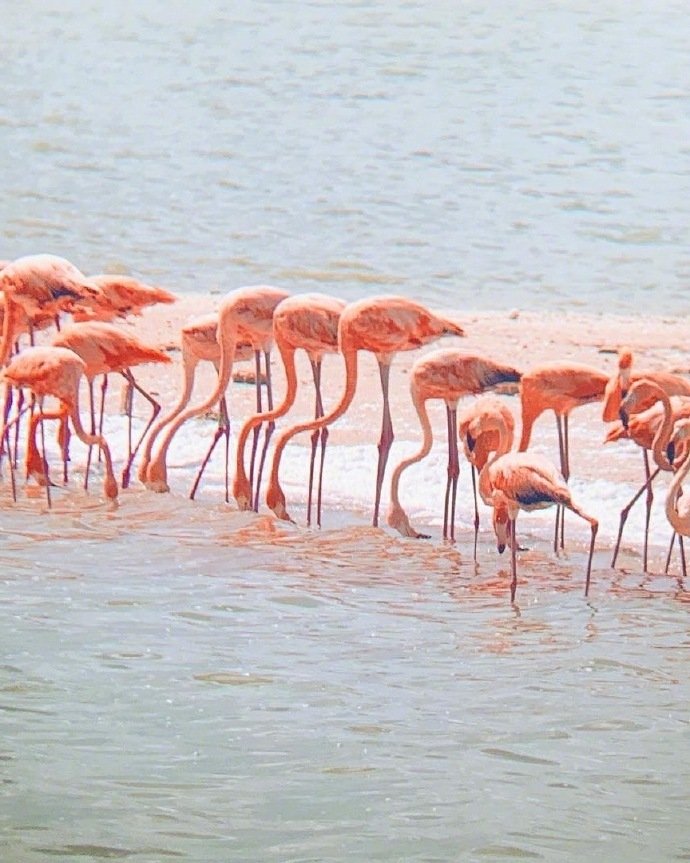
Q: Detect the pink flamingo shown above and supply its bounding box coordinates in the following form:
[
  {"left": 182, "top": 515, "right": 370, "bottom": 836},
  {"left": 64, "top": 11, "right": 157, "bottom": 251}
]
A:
[
  {"left": 387, "top": 350, "right": 521, "bottom": 541},
  {"left": 458, "top": 396, "right": 516, "bottom": 560},
  {"left": 265, "top": 295, "right": 465, "bottom": 526},
  {"left": 72, "top": 274, "right": 176, "bottom": 322},
  {"left": 52, "top": 322, "right": 172, "bottom": 488},
  {"left": 1, "top": 346, "right": 118, "bottom": 504},
  {"left": 611, "top": 378, "right": 690, "bottom": 571},
  {"left": 137, "top": 314, "right": 254, "bottom": 491},
  {"left": 233, "top": 292, "right": 345, "bottom": 525},
  {"left": 145, "top": 285, "right": 290, "bottom": 496},
  {"left": 518, "top": 361, "right": 608, "bottom": 549},
  {"left": 478, "top": 413, "right": 598, "bottom": 602}
]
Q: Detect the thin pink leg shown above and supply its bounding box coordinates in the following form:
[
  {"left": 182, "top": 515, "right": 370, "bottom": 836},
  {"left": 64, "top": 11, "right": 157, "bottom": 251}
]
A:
[
  {"left": 84, "top": 379, "right": 96, "bottom": 491},
  {"left": 442, "top": 405, "right": 460, "bottom": 542},
  {"left": 189, "top": 397, "right": 230, "bottom": 501},
  {"left": 470, "top": 464, "right": 480, "bottom": 561},
  {"left": 247, "top": 350, "right": 263, "bottom": 499},
  {"left": 643, "top": 449, "right": 653, "bottom": 572},
  {"left": 373, "top": 361, "right": 394, "bottom": 528},
  {"left": 252, "top": 351, "right": 275, "bottom": 511},
  {"left": 611, "top": 462, "right": 660, "bottom": 568},
  {"left": 307, "top": 358, "right": 324, "bottom": 527},
  {"left": 37, "top": 399, "right": 51, "bottom": 509},
  {"left": 510, "top": 517, "right": 518, "bottom": 602},
  {"left": 120, "top": 371, "right": 162, "bottom": 489}
]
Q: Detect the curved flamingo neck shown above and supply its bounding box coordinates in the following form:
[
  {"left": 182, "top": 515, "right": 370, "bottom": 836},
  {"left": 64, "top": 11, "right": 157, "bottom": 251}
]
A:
[
  {"left": 666, "top": 447, "right": 690, "bottom": 536},
  {"left": 645, "top": 382, "right": 674, "bottom": 471},
  {"left": 138, "top": 347, "right": 200, "bottom": 481},
  {"left": 478, "top": 418, "right": 512, "bottom": 504},
  {"left": 234, "top": 342, "right": 297, "bottom": 501},
  {"left": 0, "top": 298, "right": 19, "bottom": 366},
  {"left": 148, "top": 326, "right": 239, "bottom": 483},
  {"left": 389, "top": 390, "right": 432, "bottom": 513},
  {"left": 266, "top": 345, "right": 359, "bottom": 514},
  {"left": 66, "top": 388, "right": 118, "bottom": 499}
]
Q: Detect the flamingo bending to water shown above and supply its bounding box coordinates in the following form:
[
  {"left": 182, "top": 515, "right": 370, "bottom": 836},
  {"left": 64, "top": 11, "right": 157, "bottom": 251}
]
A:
[
  {"left": 266, "top": 295, "right": 465, "bottom": 526},
  {"left": 386, "top": 351, "right": 521, "bottom": 541}
]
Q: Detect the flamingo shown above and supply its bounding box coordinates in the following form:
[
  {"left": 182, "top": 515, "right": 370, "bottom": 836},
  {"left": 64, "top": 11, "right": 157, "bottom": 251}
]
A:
[
  {"left": 602, "top": 346, "right": 690, "bottom": 422},
  {"left": 0, "top": 254, "right": 99, "bottom": 365},
  {"left": 458, "top": 396, "right": 516, "bottom": 560},
  {"left": 518, "top": 361, "right": 608, "bottom": 549},
  {"left": 145, "top": 285, "right": 290, "bottom": 495},
  {"left": 610, "top": 378, "right": 690, "bottom": 570},
  {"left": 137, "top": 314, "right": 254, "bottom": 491},
  {"left": 1, "top": 346, "right": 118, "bottom": 503},
  {"left": 265, "top": 295, "right": 465, "bottom": 526},
  {"left": 387, "top": 350, "right": 521, "bottom": 541},
  {"left": 72, "top": 274, "right": 176, "bottom": 322},
  {"left": 52, "top": 322, "right": 172, "bottom": 488},
  {"left": 233, "top": 292, "right": 346, "bottom": 525},
  {"left": 478, "top": 414, "right": 598, "bottom": 602}
]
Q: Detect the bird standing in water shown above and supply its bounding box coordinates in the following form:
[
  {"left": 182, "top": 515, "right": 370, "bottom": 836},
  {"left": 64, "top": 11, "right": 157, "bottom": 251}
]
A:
[
  {"left": 233, "top": 292, "right": 346, "bottom": 526},
  {"left": 52, "top": 322, "right": 172, "bottom": 488},
  {"left": 518, "top": 361, "right": 608, "bottom": 549},
  {"left": 386, "top": 350, "right": 521, "bottom": 542},
  {"left": 478, "top": 413, "right": 598, "bottom": 602},
  {"left": 145, "top": 285, "right": 289, "bottom": 496},
  {"left": 266, "top": 295, "right": 465, "bottom": 526},
  {"left": 1, "top": 346, "right": 118, "bottom": 505}
]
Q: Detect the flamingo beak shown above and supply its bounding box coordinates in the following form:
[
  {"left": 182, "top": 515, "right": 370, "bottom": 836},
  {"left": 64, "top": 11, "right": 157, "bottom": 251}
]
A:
[
  {"left": 667, "top": 441, "right": 676, "bottom": 465},
  {"left": 619, "top": 408, "right": 629, "bottom": 429},
  {"left": 497, "top": 540, "right": 506, "bottom": 554},
  {"left": 466, "top": 433, "right": 476, "bottom": 452}
]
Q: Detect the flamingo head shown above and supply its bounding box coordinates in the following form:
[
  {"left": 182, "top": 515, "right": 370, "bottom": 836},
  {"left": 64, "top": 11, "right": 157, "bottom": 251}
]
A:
[
  {"left": 145, "top": 458, "right": 170, "bottom": 494},
  {"left": 492, "top": 501, "right": 511, "bottom": 554},
  {"left": 233, "top": 474, "right": 253, "bottom": 512},
  {"left": 266, "top": 481, "right": 291, "bottom": 522}
]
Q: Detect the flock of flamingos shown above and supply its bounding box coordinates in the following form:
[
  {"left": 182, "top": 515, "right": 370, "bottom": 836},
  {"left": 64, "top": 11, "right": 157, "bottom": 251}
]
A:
[{"left": 1, "top": 253, "right": 689, "bottom": 600}]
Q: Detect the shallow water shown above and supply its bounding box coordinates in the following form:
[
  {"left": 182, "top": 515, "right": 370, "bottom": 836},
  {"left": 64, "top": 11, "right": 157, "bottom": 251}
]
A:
[
  {"left": 3, "top": 1, "right": 690, "bottom": 860},
  {"left": 1, "top": 415, "right": 690, "bottom": 862}
]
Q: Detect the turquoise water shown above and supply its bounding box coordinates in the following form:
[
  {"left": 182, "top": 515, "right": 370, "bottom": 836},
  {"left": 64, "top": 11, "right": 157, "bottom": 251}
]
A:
[
  {"left": 2, "top": 1, "right": 689, "bottom": 312},
  {"left": 2, "top": 2, "right": 690, "bottom": 860},
  {"left": 2, "top": 492, "right": 690, "bottom": 862}
]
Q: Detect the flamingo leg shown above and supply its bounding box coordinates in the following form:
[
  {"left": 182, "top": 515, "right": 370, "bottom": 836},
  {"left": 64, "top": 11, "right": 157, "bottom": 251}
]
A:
[
  {"left": 510, "top": 517, "right": 518, "bottom": 602},
  {"left": 307, "top": 358, "right": 324, "bottom": 527},
  {"left": 247, "top": 350, "right": 263, "bottom": 500},
  {"left": 611, "top": 465, "right": 661, "bottom": 568},
  {"left": 373, "top": 361, "right": 394, "bottom": 528},
  {"left": 680, "top": 535, "right": 688, "bottom": 580},
  {"left": 189, "top": 397, "right": 230, "bottom": 501},
  {"left": 643, "top": 450, "right": 654, "bottom": 572},
  {"left": 119, "top": 371, "right": 162, "bottom": 489},
  {"left": 554, "top": 415, "right": 567, "bottom": 552},
  {"left": 443, "top": 405, "right": 460, "bottom": 542},
  {"left": 12, "top": 386, "right": 25, "bottom": 470},
  {"left": 97, "top": 374, "right": 108, "bottom": 464},
  {"left": 567, "top": 501, "right": 598, "bottom": 596},
  {"left": 470, "top": 463, "right": 480, "bottom": 561},
  {"left": 0, "top": 382, "right": 13, "bottom": 465},
  {"left": 37, "top": 398, "right": 51, "bottom": 509},
  {"left": 221, "top": 397, "right": 231, "bottom": 503},
  {"left": 58, "top": 415, "right": 70, "bottom": 484},
  {"left": 665, "top": 532, "right": 676, "bottom": 575},
  {"left": 252, "top": 351, "right": 275, "bottom": 511},
  {"left": 84, "top": 378, "right": 96, "bottom": 491}
]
